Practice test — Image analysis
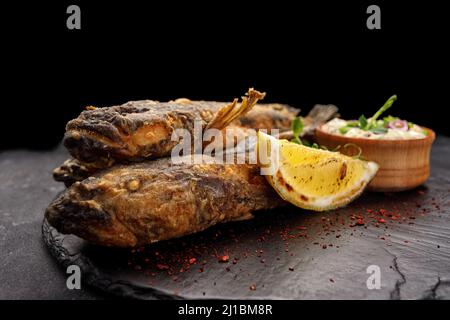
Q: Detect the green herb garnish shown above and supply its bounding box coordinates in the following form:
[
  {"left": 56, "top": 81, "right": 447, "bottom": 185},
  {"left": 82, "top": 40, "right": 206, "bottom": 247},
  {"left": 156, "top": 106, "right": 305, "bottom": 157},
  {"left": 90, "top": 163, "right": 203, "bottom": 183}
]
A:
[
  {"left": 383, "top": 115, "right": 398, "bottom": 126},
  {"left": 338, "top": 95, "right": 398, "bottom": 135},
  {"left": 359, "top": 115, "right": 368, "bottom": 130},
  {"left": 291, "top": 117, "right": 326, "bottom": 149},
  {"left": 291, "top": 117, "right": 304, "bottom": 145},
  {"left": 339, "top": 126, "right": 352, "bottom": 134},
  {"left": 343, "top": 143, "right": 364, "bottom": 159},
  {"left": 369, "top": 127, "right": 388, "bottom": 134},
  {"left": 367, "top": 95, "right": 397, "bottom": 129}
]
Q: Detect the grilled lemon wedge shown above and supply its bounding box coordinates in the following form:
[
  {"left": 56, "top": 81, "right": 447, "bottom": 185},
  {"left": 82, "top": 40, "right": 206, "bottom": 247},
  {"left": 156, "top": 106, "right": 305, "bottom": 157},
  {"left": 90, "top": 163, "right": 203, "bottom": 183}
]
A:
[{"left": 257, "top": 131, "right": 379, "bottom": 211}]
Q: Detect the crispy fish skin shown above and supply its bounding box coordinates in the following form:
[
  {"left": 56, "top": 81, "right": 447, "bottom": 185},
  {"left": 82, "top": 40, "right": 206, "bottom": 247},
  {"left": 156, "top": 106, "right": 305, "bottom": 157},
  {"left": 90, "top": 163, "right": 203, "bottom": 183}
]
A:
[
  {"left": 53, "top": 159, "right": 99, "bottom": 187},
  {"left": 46, "top": 156, "right": 284, "bottom": 247},
  {"left": 234, "top": 103, "right": 299, "bottom": 131},
  {"left": 47, "top": 105, "right": 339, "bottom": 246},
  {"left": 64, "top": 89, "right": 296, "bottom": 167},
  {"left": 54, "top": 104, "right": 338, "bottom": 186}
]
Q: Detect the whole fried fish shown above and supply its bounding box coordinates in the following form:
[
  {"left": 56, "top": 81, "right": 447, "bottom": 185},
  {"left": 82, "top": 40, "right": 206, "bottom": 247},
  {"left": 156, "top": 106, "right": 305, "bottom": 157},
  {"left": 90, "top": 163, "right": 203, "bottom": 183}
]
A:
[
  {"left": 46, "top": 104, "right": 339, "bottom": 247},
  {"left": 64, "top": 89, "right": 298, "bottom": 168},
  {"left": 46, "top": 156, "right": 284, "bottom": 247},
  {"left": 54, "top": 104, "right": 338, "bottom": 186}
]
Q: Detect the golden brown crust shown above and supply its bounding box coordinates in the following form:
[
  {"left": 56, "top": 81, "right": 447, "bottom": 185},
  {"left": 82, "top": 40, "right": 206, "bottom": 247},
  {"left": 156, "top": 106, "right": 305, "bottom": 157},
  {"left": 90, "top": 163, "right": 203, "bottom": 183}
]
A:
[
  {"left": 64, "top": 89, "right": 277, "bottom": 168},
  {"left": 54, "top": 105, "right": 340, "bottom": 186},
  {"left": 46, "top": 156, "right": 284, "bottom": 247}
]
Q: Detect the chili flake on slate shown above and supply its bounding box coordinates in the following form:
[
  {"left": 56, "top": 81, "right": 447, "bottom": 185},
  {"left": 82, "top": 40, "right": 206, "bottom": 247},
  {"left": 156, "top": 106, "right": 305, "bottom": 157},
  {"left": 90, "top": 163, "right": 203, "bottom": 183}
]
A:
[
  {"left": 156, "top": 264, "right": 169, "bottom": 271},
  {"left": 218, "top": 255, "right": 229, "bottom": 263}
]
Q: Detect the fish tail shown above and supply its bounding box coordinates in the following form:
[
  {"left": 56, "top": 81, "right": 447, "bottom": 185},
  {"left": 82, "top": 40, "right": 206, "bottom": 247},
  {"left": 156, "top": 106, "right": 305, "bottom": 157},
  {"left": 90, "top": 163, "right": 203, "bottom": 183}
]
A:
[
  {"left": 303, "top": 104, "right": 339, "bottom": 131},
  {"left": 205, "top": 88, "right": 266, "bottom": 131}
]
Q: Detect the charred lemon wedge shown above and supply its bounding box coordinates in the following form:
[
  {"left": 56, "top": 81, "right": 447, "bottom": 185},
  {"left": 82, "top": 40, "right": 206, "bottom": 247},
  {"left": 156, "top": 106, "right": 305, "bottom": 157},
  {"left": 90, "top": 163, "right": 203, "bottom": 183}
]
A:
[{"left": 257, "top": 131, "right": 379, "bottom": 211}]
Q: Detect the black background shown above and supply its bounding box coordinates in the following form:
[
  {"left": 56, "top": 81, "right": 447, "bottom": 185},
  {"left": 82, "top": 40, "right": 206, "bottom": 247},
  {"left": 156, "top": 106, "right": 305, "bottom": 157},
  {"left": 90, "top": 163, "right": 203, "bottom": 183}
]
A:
[{"left": 2, "top": 1, "right": 448, "bottom": 150}]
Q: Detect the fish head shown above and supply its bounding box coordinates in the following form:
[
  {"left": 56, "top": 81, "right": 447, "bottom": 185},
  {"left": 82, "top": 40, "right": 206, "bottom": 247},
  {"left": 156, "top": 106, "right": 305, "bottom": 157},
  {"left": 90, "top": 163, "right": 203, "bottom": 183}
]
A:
[{"left": 45, "top": 178, "right": 139, "bottom": 247}]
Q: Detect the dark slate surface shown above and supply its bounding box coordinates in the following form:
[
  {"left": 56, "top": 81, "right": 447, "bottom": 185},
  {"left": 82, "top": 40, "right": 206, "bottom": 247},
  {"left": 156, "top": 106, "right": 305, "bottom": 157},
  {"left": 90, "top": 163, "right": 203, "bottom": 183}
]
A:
[{"left": 1, "top": 137, "right": 450, "bottom": 299}]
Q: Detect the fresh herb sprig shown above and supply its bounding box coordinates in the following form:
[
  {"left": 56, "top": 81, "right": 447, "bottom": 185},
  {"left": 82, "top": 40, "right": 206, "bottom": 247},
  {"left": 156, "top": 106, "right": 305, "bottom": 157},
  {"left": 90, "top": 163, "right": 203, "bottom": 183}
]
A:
[
  {"left": 339, "top": 95, "right": 397, "bottom": 134},
  {"left": 367, "top": 95, "right": 397, "bottom": 128},
  {"left": 291, "top": 117, "right": 364, "bottom": 159},
  {"left": 291, "top": 117, "right": 327, "bottom": 150},
  {"left": 291, "top": 117, "right": 304, "bottom": 145}
]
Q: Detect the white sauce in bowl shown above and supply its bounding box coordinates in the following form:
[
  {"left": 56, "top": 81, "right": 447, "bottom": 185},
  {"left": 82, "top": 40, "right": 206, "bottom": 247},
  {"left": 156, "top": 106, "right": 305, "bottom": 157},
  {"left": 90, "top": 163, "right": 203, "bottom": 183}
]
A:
[{"left": 322, "top": 118, "right": 427, "bottom": 140}]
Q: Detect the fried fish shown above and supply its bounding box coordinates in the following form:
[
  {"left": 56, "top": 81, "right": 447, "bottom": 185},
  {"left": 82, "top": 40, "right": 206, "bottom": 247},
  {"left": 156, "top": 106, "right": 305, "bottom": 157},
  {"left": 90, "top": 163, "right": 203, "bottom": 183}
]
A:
[
  {"left": 46, "top": 155, "right": 284, "bottom": 247},
  {"left": 63, "top": 89, "right": 299, "bottom": 168},
  {"left": 46, "top": 104, "right": 339, "bottom": 247},
  {"left": 54, "top": 104, "right": 338, "bottom": 186}
]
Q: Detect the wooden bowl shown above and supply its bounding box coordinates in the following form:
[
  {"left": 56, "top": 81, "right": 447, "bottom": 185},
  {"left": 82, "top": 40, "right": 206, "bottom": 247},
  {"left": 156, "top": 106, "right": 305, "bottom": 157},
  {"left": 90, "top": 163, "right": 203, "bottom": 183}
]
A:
[{"left": 315, "top": 126, "right": 435, "bottom": 192}]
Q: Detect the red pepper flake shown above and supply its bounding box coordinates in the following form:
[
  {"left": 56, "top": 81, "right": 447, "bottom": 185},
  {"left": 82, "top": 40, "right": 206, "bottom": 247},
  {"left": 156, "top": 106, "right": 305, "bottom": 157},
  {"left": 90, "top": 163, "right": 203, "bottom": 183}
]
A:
[
  {"left": 198, "top": 267, "right": 204, "bottom": 273},
  {"left": 297, "top": 226, "right": 307, "bottom": 230},
  {"left": 355, "top": 219, "right": 365, "bottom": 226},
  {"left": 218, "top": 255, "right": 229, "bottom": 263},
  {"left": 189, "top": 258, "right": 197, "bottom": 265},
  {"left": 156, "top": 264, "right": 169, "bottom": 271},
  {"left": 249, "top": 284, "right": 257, "bottom": 291},
  {"left": 379, "top": 209, "right": 386, "bottom": 215},
  {"left": 377, "top": 218, "right": 386, "bottom": 224},
  {"left": 329, "top": 278, "right": 335, "bottom": 283}
]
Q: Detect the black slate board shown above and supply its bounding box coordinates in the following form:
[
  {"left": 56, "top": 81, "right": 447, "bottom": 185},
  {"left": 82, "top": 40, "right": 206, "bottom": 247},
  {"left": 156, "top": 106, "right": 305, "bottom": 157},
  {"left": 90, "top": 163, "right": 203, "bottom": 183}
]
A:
[
  {"left": 0, "top": 147, "right": 101, "bottom": 299},
  {"left": 40, "top": 137, "right": 450, "bottom": 300}
]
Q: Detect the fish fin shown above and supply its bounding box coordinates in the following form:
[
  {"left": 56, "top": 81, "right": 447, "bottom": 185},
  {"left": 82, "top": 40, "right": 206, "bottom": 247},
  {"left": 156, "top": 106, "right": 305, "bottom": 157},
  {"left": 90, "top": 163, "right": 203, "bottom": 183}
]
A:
[
  {"left": 205, "top": 88, "right": 266, "bottom": 131},
  {"left": 53, "top": 158, "right": 97, "bottom": 187},
  {"left": 278, "top": 104, "right": 339, "bottom": 140},
  {"left": 303, "top": 104, "right": 339, "bottom": 132}
]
